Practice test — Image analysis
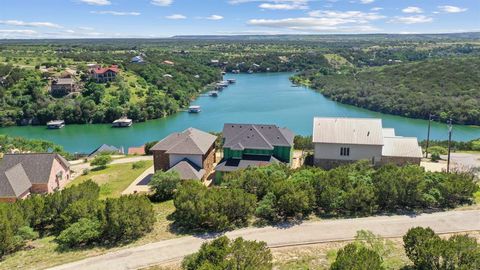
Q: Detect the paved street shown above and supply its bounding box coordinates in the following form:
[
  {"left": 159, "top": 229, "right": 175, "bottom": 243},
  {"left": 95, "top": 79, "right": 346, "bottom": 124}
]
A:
[{"left": 49, "top": 210, "right": 480, "bottom": 270}]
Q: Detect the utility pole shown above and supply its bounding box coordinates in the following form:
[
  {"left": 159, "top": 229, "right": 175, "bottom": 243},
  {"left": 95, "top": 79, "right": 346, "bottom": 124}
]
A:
[
  {"left": 447, "top": 118, "right": 453, "bottom": 173},
  {"left": 425, "top": 114, "right": 434, "bottom": 158}
]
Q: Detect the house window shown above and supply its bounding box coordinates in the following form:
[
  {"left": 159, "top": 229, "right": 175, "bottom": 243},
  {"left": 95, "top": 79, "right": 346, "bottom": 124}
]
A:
[{"left": 340, "top": 147, "right": 350, "bottom": 156}]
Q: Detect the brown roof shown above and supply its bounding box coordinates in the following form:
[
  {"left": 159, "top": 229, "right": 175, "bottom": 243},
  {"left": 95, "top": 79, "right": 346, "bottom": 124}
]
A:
[
  {"left": 313, "top": 117, "right": 384, "bottom": 146},
  {"left": 0, "top": 153, "right": 70, "bottom": 185},
  {"left": 223, "top": 123, "right": 294, "bottom": 150},
  {"left": 167, "top": 159, "right": 205, "bottom": 180},
  {"left": 0, "top": 163, "right": 31, "bottom": 198},
  {"left": 150, "top": 128, "right": 217, "bottom": 155}
]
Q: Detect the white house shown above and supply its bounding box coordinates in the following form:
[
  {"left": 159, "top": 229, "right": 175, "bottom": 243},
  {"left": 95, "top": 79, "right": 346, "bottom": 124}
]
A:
[{"left": 312, "top": 117, "right": 422, "bottom": 169}]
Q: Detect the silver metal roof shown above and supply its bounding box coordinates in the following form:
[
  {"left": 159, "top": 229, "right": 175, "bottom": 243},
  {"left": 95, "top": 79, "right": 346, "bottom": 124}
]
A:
[{"left": 313, "top": 117, "right": 384, "bottom": 145}]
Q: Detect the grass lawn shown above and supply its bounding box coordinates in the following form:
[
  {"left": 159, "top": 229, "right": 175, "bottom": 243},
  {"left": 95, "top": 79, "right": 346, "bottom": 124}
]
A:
[
  {"left": 475, "top": 190, "right": 480, "bottom": 204},
  {"left": 0, "top": 201, "right": 176, "bottom": 270},
  {"left": 68, "top": 160, "right": 152, "bottom": 199}
]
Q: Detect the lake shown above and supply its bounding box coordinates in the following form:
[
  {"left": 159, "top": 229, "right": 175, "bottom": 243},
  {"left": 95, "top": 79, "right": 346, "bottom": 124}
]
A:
[{"left": 1, "top": 72, "right": 479, "bottom": 153}]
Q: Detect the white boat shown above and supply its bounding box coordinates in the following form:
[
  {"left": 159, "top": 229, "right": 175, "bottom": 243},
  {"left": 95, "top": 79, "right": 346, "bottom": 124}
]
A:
[
  {"left": 209, "top": 91, "right": 219, "bottom": 97},
  {"left": 47, "top": 120, "right": 65, "bottom": 129},
  {"left": 112, "top": 117, "right": 133, "bottom": 128},
  {"left": 188, "top": 105, "right": 201, "bottom": 113},
  {"left": 227, "top": 79, "right": 236, "bottom": 84}
]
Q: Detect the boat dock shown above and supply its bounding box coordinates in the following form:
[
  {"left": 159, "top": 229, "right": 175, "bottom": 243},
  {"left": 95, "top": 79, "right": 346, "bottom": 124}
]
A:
[{"left": 188, "top": 105, "right": 201, "bottom": 113}]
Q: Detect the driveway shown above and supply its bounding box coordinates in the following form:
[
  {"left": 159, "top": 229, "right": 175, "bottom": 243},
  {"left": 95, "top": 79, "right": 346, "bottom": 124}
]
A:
[{"left": 49, "top": 210, "right": 480, "bottom": 270}]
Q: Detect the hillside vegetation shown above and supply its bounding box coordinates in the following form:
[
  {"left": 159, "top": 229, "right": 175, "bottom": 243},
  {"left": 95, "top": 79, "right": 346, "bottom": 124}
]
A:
[{"left": 295, "top": 57, "right": 480, "bottom": 125}]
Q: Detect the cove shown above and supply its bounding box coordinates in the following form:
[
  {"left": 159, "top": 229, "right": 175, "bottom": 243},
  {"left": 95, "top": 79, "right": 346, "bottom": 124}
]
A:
[{"left": 1, "top": 72, "right": 479, "bottom": 153}]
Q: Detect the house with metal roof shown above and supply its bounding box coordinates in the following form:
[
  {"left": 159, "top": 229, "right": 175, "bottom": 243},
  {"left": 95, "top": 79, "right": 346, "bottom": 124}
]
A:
[
  {"left": 312, "top": 117, "right": 422, "bottom": 169},
  {"left": 150, "top": 128, "right": 217, "bottom": 180},
  {"left": 215, "top": 123, "right": 295, "bottom": 182},
  {"left": 0, "top": 153, "right": 71, "bottom": 202}
]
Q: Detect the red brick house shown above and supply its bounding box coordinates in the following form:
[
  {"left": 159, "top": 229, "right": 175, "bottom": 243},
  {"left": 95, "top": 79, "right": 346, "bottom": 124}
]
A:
[
  {"left": 0, "top": 153, "right": 71, "bottom": 203},
  {"left": 91, "top": 65, "right": 119, "bottom": 83},
  {"left": 151, "top": 128, "right": 217, "bottom": 180}
]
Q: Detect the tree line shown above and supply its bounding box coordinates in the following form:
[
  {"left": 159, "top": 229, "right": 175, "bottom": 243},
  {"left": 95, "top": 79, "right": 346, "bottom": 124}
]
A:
[
  {"left": 0, "top": 181, "right": 155, "bottom": 258},
  {"left": 149, "top": 162, "right": 478, "bottom": 232},
  {"left": 295, "top": 56, "right": 480, "bottom": 125},
  {"left": 179, "top": 227, "right": 479, "bottom": 270}
]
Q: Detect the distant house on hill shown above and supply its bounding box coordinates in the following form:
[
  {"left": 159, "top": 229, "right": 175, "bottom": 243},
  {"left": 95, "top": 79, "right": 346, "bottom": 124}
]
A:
[
  {"left": 150, "top": 128, "right": 217, "bottom": 180},
  {"left": 312, "top": 117, "right": 422, "bottom": 169},
  {"left": 50, "top": 77, "right": 79, "bottom": 96},
  {"left": 162, "top": 60, "right": 174, "bottom": 66},
  {"left": 131, "top": 56, "right": 145, "bottom": 63},
  {"left": 88, "top": 144, "right": 123, "bottom": 157},
  {"left": 0, "top": 153, "right": 71, "bottom": 203},
  {"left": 215, "top": 123, "right": 295, "bottom": 182},
  {"left": 90, "top": 65, "right": 119, "bottom": 83}
]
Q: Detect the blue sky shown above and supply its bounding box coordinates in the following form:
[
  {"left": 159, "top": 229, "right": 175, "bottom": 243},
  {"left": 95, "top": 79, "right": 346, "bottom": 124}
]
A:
[{"left": 0, "top": 0, "right": 478, "bottom": 38}]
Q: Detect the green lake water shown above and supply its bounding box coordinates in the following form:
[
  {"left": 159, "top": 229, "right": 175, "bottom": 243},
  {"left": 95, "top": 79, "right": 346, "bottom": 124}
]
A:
[{"left": 1, "top": 72, "right": 479, "bottom": 153}]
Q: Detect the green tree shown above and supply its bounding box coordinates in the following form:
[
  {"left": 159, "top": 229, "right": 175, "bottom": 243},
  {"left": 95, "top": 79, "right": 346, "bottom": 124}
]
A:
[
  {"left": 148, "top": 171, "right": 182, "bottom": 202},
  {"left": 403, "top": 227, "right": 442, "bottom": 269},
  {"left": 330, "top": 243, "right": 384, "bottom": 270},
  {"left": 57, "top": 218, "right": 102, "bottom": 248},
  {"left": 103, "top": 195, "right": 155, "bottom": 241},
  {"left": 90, "top": 155, "right": 112, "bottom": 168},
  {"left": 182, "top": 236, "right": 272, "bottom": 270}
]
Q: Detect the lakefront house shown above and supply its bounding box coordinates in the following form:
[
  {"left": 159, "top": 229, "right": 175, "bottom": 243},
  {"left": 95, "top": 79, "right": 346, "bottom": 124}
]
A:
[
  {"left": 151, "top": 128, "right": 217, "bottom": 180},
  {"left": 215, "top": 123, "right": 295, "bottom": 182},
  {"left": 0, "top": 153, "right": 71, "bottom": 203},
  {"left": 312, "top": 117, "right": 423, "bottom": 169}
]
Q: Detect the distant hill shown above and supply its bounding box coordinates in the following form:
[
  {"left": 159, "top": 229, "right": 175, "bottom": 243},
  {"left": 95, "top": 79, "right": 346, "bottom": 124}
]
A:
[
  {"left": 171, "top": 32, "right": 480, "bottom": 42},
  {"left": 297, "top": 56, "right": 480, "bottom": 125}
]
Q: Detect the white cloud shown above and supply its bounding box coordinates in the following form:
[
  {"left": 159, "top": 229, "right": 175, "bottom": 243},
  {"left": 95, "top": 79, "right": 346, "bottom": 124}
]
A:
[
  {"left": 248, "top": 10, "right": 384, "bottom": 32},
  {"left": 206, "top": 15, "right": 224, "bottom": 20},
  {"left": 0, "top": 29, "right": 37, "bottom": 35},
  {"left": 166, "top": 14, "right": 187, "bottom": 20},
  {"left": 390, "top": 15, "right": 433, "bottom": 24},
  {"left": 402, "top": 6, "right": 423, "bottom": 14},
  {"left": 371, "top": 7, "right": 383, "bottom": 11},
  {"left": 438, "top": 5, "right": 467, "bottom": 13},
  {"left": 80, "top": 0, "right": 111, "bottom": 6},
  {"left": 0, "top": 20, "right": 62, "bottom": 28},
  {"left": 151, "top": 0, "right": 173, "bottom": 6},
  {"left": 259, "top": 3, "right": 308, "bottom": 10},
  {"left": 359, "top": 0, "right": 374, "bottom": 4},
  {"left": 90, "top": 11, "right": 141, "bottom": 16}
]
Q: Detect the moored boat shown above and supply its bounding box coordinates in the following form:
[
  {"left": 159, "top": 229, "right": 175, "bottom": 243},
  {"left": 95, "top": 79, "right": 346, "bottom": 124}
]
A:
[
  {"left": 209, "top": 91, "right": 219, "bottom": 97},
  {"left": 112, "top": 117, "right": 133, "bottom": 128},
  {"left": 227, "top": 79, "right": 236, "bottom": 84},
  {"left": 47, "top": 120, "right": 65, "bottom": 129}
]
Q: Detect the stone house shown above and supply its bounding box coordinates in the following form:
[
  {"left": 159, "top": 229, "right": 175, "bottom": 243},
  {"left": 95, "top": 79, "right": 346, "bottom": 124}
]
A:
[
  {"left": 151, "top": 128, "right": 217, "bottom": 180},
  {"left": 50, "top": 77, "right": 79, "bottom": 97},
  {"left": 0, "top": 153, "right": 71, "bottom": 203},
  {"left": 312, "top": 117, "right": 422, "bottom": 169}
]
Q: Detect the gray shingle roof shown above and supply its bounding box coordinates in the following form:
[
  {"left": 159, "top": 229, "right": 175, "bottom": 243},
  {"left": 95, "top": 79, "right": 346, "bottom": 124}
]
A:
[
  {"left": 167, "top": 159, "right": 205, "bottom": 180},
  {"left": 151, "top": 128, "right": 217, "bottom": 155},
  {"left": 0, "top": 153, "right": 70, "bottom": 185},
  {"left": 0, "top": 163, "right": 31, "bottom": 198},
  {"left": 89, "top": 144, "right": 122, "bottom": 157},
  {"left": 215, "top": 155, "right": 281, "bottom": 172},
  {"left": 313, "top": 118, "right": 384, "bottom": 146},
  {"left": 223, "top": 123, "right": 294, "bottom": 150}
]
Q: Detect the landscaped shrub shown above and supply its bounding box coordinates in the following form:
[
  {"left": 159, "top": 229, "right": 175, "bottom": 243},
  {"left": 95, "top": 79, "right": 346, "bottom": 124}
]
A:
[
  {"left": 90, "top": 155, "right": 112, "bottom": 168},
  {"left": 148, "top": 171, "right": 182, "bottom": 202},
  {"left": 182, "top": 236, "right": 272, "bottom": 270}
]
